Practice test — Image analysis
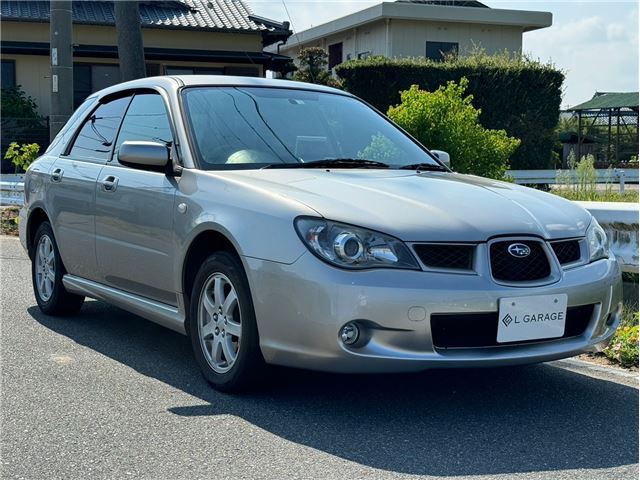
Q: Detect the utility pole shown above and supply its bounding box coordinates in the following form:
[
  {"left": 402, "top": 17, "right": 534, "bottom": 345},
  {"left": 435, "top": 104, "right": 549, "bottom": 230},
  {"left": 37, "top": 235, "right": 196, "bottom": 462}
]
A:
[
  {"left": 49, "top": 0, "right": 73, "bottom": 141},
  {"left": 115, "top": 1, "right": 146, "bottom": 81}
]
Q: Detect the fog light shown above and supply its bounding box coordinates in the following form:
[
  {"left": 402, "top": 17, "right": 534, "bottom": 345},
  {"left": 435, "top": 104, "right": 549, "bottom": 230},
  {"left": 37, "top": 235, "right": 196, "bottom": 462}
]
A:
[{"left": 340, "top": 322, "right": 360, "bottom": 345}]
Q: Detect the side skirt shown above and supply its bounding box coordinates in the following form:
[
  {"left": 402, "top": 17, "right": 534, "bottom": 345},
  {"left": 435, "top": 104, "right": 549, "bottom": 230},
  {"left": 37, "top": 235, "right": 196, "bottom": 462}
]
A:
[{"left": 62, "top": 275, "right": 187, "bottom": 335}]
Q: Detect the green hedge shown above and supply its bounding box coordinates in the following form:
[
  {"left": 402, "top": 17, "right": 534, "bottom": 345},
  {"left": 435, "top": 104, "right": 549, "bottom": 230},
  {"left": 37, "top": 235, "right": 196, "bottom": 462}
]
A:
[{"left": 335, "top": 54, "right": 564, "bottom": 170}]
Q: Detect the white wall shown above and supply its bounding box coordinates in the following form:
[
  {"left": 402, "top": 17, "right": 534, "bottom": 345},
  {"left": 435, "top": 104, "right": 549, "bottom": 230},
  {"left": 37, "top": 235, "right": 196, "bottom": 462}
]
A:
[
  {"left": 280, "top": 20, "right": 389, "bottom": 65},
  {"left": 279, "top": 18, "right": 524, "bottom": 65},
  {"left": 391, "top": 19, "right": 523, "bottom": 57}
]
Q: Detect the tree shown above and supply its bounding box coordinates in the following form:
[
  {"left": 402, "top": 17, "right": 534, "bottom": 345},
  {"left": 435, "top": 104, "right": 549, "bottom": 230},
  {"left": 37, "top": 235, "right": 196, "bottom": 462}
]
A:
[
  {"left": 115, "top": 1, "right": 146, "bottom": 81},
  {"left": 388, "top": 78, "right": 520, "bottom": 179},
  {"left": 292, "top": 47, "right": 341, "bottom": 87},
  {"left": 271, "top": 59, "right": 297, "bottom": 79}
]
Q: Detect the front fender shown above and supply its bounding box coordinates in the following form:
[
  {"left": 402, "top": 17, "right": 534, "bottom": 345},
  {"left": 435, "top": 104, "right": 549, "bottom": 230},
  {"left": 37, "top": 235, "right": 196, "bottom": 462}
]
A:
[{"left": 172, "top": 169, "right": 316, "bottom": 293}]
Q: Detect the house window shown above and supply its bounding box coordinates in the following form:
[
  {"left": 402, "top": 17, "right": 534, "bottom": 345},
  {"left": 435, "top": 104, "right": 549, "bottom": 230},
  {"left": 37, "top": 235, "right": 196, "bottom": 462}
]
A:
[
  {"left": 426, "top": 41, "right": 459, "bottom": 61},
  {"left": 73, "top": 64, "right": 92, "bottom": 108},
  {"left": 225, "top": 66, "right": 260, "bottom": 77},
  {"left": 165, "top": 66, "right": 224, "bottom": 75},
  {"left": 146, "top": 63, "right": 163, "bottom": 77},
  {"left": 1, "top": 60, "right": 16, "bottom": 90},
  {"left": 328, "top": 42, "right": 343, "bottom": 69},
  {"left": 73, "top": 63, "right": 121, "bottom": 109}
]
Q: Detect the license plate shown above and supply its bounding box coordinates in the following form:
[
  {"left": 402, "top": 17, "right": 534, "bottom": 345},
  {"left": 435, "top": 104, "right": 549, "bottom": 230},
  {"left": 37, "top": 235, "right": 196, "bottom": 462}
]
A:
[{"left": 497, "top": 294, "right": 568, "bottom": 343}]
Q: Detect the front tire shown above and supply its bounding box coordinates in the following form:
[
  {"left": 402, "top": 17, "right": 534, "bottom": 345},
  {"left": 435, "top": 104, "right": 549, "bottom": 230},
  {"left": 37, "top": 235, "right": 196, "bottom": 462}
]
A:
[
  {"left": 189, "top": 251, "right": 265, "bottom": 392},
  {"left": 31, "top": 222, "right": 84, "bottom": 316}
]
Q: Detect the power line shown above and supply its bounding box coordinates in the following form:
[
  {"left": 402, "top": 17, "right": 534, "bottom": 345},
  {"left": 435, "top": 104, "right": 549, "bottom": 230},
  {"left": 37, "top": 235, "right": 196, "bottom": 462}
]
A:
[{"left": 281, "top": 0, "right": 316, "bottom": 82}]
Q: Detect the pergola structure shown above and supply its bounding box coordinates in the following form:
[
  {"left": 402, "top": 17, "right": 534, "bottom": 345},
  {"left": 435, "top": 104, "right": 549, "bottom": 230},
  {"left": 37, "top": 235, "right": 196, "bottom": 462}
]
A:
[{"left": 566, "top": 91, "right": 639, "bottom": 165}]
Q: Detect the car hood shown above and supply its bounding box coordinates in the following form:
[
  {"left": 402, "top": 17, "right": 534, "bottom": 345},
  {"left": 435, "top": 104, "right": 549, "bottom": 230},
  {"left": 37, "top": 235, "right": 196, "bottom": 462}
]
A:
[{"left": 218, "top": 170, "right": 592, "bottom": 242}]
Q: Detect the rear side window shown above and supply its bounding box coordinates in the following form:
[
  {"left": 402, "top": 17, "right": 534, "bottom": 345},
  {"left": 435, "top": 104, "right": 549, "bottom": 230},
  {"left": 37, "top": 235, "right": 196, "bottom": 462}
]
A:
[
  {"left": 112, "top": 93, "right": 173, "bottom": 163},
  {"left": 67, "top": 96, "right": 131, "bottom": 163},
  {"left": 45, "top": 96, "right": 97, "bottom": 154}
]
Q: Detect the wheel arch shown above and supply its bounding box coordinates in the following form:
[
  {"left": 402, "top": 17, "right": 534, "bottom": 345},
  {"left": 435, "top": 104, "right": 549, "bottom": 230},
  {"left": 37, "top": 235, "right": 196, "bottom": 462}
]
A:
[
  {"left": 25, "top": 207, "right": 50, "bottom": 259},
  {"left": 181, "top": 228, "right": 244, "bottom": 308}
]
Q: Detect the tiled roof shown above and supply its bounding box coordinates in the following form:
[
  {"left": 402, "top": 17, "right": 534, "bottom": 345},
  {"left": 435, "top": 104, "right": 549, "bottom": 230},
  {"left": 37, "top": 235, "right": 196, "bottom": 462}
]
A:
[{"left": 0, "top": 0, "right": 285, "bottom": 33}]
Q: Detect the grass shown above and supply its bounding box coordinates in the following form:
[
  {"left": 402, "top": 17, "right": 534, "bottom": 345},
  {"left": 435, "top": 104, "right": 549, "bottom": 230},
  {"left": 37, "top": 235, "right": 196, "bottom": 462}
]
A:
[
  {"left": 551, "top": 153, "right": 639, "bottom": 203},
  {"left": 552, "top": 189, "right": 639, "bottom": 203}
]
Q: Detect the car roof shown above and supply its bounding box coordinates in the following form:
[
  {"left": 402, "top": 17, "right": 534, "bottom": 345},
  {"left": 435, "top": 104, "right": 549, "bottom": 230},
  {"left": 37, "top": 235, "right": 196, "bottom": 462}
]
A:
[{"left": 92, "top": 75, "right": 352, "bottom": 101}]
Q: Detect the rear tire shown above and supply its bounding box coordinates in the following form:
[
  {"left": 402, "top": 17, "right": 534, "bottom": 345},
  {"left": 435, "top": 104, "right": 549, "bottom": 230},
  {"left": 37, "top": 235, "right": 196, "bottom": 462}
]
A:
[
  {"left": 189, "top": 251, "right": 265, "bottom": 392},
  {"left": 31, "top": 222, "right": 84, "bottom": 316}
]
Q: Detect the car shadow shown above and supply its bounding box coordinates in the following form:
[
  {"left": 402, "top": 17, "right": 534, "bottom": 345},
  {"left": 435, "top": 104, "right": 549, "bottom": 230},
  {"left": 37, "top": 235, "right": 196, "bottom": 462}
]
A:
[{"left": 29, "top": 301, "right": 639, "bottom": 477}]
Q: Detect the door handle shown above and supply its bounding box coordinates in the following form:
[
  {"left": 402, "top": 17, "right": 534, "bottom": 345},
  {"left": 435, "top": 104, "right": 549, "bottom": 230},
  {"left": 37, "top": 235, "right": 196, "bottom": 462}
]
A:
[
  {"left": 100, "top": 175, "right": 119, "bottom": 192},
  {"left": 51, "top": 168, "right": 63, "bottom": 183}
]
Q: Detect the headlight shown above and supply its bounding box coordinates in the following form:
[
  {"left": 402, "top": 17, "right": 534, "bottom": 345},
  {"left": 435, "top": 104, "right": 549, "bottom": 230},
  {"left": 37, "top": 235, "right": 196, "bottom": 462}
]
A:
[
  {"left": 294, "top": 217, "right": 420, "bottom": 270},
  {"left": 586, "top": 218, "right": 610, "bottom": 262}
]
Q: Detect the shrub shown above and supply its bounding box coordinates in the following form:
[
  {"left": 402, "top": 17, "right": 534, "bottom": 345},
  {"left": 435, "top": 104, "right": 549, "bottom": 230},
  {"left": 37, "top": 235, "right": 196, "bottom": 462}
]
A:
[
  {"left": 1, "top": 86, "right": 48, "bottom": 173},
  {"left": 292, "top": 47, "right": 341, "bottom": 88},
  {"left": 4, "top": 142, "right": 40, "bottom": 173},
  {"left": 335, "top": 51, "right": 564, "bottom": 169},
  {"left": 387, "top": 79, "right": 520, "bottom": 179},
  {"left": 604, "top": 311, "right": 639, "bottom": 368},
  {"left": 0, "top": 86, "right": 42, "bottom": 119}
]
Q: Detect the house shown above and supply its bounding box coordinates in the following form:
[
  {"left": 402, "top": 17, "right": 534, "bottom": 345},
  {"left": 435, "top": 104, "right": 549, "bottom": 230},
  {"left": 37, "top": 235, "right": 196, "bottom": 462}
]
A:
[
  {"left": 272, "top": 0, "right": 551, "bottom": 69},
  {"left": 0, "top": 0, "right": 292, "bottom": 115}
]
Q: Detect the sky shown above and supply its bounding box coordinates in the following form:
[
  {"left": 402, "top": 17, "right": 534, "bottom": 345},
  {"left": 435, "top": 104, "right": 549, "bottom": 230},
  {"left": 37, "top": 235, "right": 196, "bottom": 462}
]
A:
[{"left": 251, "top": 0, "right": 639, "bottom": 108}]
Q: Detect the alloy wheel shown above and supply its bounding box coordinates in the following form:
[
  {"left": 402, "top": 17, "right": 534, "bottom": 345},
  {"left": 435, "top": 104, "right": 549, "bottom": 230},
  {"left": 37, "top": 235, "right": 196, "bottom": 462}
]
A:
[
  {"left": 198, "top": 272, "right": 242, "bottom": 373},
  {"left": 35, "top": 234, "right": 55, "bottom": 302}
]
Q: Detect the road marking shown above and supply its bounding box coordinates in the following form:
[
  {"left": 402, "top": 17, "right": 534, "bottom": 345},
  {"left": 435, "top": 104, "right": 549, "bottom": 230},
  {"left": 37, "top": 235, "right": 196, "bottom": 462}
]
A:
[
  {"left": 49, "top": 354, "right": 75, "bottom": 365},
  {"left": 550, "top": 358, "right": 638, "bottom": 388}
]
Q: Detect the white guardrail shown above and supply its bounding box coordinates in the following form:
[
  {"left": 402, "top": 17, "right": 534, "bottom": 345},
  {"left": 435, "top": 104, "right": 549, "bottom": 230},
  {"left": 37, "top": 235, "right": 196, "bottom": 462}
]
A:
[
  {"left": 1, "top": 172, "right": 638, "bottom": 271},
  {"left": 508, "top": 168, "right": 639, "bottom": 193},
  {"left": 0, "top": 174, "right": 24, "bottom": 206}
]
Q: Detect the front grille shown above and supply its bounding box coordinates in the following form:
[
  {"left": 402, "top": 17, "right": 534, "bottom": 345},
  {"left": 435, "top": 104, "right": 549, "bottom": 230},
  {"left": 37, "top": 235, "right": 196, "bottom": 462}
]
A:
[
  {"left": 551, "top": 240, "right": 581, "bottom": 265},
  {"left": 413, "top": 244, "right": 475, "bottom": 270},
  {"left": 431, "top": 304, "right": 594, "bottom": 349},
  {"left": 489, "top": 240, "right": 551, "bottom": 282}
]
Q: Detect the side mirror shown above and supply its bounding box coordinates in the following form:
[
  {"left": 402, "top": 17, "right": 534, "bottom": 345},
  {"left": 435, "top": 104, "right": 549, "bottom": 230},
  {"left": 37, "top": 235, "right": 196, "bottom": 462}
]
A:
[
  {"left": 431, "top": 150, "right": 450, "bottom": 168},
  {"left": 118, "top": 141, "right": 170, "bottom": 169}
]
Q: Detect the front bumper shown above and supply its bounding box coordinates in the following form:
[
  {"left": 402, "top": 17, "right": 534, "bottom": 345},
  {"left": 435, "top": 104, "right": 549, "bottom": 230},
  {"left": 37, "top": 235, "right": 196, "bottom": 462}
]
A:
[
  {"left": 18, "top": 206, "right": 28, "bottom": 254},
  {"left": 245, "top": 252, "right": 623, "bottom": 373}
]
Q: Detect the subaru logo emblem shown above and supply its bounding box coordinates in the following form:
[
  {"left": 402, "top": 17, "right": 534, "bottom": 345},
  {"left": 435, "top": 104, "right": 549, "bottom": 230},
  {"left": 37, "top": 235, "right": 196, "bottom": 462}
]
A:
[{"left": 508, "top": 243, "right": 531, "bottom": 258}]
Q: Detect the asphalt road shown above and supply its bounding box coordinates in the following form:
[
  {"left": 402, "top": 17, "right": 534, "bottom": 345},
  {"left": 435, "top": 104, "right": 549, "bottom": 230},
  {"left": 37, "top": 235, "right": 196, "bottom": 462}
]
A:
[{"left": 1, "top": 235, "right": 638, "bottom": 480}]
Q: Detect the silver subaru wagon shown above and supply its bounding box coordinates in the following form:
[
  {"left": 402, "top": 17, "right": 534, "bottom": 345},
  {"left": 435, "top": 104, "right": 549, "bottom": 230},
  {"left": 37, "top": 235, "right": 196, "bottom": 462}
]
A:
[{"left": 20, "top": 76, "right": 623, "bottom": 391}]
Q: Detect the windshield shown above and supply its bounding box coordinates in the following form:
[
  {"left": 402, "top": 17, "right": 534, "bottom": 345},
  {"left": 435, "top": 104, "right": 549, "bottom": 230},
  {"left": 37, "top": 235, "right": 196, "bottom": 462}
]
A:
[{"left": 181, "top": 87, "right": 442, "bottom": 170}]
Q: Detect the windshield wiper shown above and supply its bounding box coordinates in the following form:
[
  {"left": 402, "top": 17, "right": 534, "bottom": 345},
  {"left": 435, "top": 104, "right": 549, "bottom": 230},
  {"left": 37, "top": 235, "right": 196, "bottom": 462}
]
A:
[
  {"left": 398, "top": 163, "right": 447, "bottom": 172},
  {"left": 263, "top": 158, "right": 390, "bottom": 169}
]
